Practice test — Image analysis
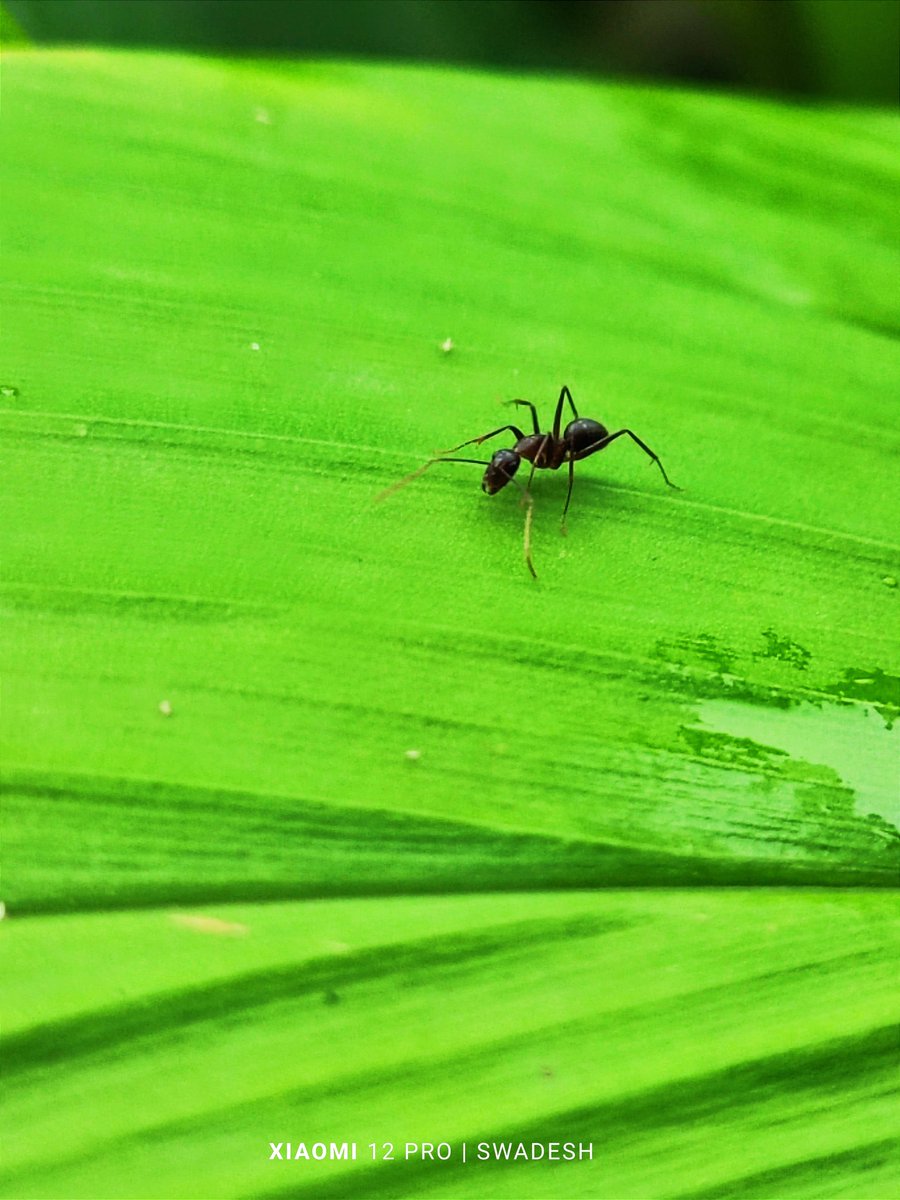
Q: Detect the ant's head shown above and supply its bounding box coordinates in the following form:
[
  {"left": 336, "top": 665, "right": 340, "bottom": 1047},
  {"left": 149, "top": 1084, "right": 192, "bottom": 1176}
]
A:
[{"left": 482, "top": 448, "right": 520, "bottom": 495}]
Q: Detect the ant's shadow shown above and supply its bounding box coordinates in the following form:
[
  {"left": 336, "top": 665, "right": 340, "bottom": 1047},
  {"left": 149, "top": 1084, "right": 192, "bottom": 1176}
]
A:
[{"left": 479, "top": 476, "right": 636, "bottom": 531}]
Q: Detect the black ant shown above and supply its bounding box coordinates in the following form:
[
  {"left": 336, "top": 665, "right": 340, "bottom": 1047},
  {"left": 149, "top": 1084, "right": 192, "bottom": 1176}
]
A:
[{"left": 377, "top": 385, "right": 679, "bottom": 577}]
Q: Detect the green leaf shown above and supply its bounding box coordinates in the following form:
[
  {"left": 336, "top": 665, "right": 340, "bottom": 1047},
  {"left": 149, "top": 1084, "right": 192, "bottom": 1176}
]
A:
[
  {"left": 0, "top": 2, "right": 30, "bottom": 45},
  {"left": 2, "top": 48, "right": 898, "bottom": 1199},
  {"left": 4, "top": 892, "right": 898, "bottom": 1199}
]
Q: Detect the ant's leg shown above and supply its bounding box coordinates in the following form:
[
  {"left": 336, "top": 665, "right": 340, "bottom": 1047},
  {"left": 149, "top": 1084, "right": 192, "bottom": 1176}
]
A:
[
  {"left": 504, "top": 399, "right": 540, "bottom": 435},
  {"left": 375, "top": 457, "right": 491, "bottom": 503},
  {"left": 445, "top": 424, "right": 525, "bottom": 454},
  {"left": 523, "top": 491, "right": 537, "bottom": 579},
  {"left": 522, "top": 457, "right": 538, "bottom": 502},
  {"left": 552, "top": 385, "right": 579, "bottom": 439},
  {"left": 560, "top": 456, "right": 575, "bottom": 535},
  {"left": 507, "top": 457, "right": 538, "bottom": 576},
  {"left": 561, "top": 386, "right": 578, "bottom": 421},
  {"left": 573, "top": 429, "right": 680, "bottom": 489}
]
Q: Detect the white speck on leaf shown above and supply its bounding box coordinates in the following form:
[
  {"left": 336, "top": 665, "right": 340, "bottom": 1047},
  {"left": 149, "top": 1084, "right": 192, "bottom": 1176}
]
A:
[
  {"left": 324, "top": 940, "right": 351, "bottom": 955},
  {"left": 159, "top": 700, "right": 173, "bottom": 717},
  {"left": 440, "top": 338, "right": 454, "bottom": 353},
  {"left": 170, "top": 913, "right": 248, "bottom": 936}
]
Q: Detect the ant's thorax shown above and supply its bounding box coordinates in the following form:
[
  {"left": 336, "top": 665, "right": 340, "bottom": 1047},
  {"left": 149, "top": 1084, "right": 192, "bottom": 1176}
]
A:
[{"left": 515, "top": 432, "right": 565, "bottom": 470}]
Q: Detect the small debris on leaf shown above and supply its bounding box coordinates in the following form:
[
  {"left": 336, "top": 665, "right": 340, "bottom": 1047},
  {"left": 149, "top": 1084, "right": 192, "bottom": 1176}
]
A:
[{"left": 170, "top": 913, "right": 248, "bottom": 936}]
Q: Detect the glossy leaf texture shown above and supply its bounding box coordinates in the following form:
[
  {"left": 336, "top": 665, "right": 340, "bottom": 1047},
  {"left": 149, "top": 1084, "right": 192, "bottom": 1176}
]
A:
[{"left": 2, "top": 49, "right": 899, "bottom": 1199}]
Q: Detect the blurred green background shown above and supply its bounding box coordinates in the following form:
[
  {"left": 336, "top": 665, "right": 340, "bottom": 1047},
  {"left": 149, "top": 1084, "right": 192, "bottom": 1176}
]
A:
[{"left": 6, "top": 0, "right": 899, "bottom": 105}]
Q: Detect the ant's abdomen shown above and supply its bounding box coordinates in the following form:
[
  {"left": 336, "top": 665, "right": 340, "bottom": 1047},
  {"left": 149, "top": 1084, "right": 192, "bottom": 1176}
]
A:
[{"left": 565, "top": 418, "right": 608, "bottom": 455}]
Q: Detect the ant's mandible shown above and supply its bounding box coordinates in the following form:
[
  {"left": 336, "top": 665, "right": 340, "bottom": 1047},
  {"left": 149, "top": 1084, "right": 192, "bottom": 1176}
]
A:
[{"left": 377, "top": 385, "right": 679, "bottom": 577}]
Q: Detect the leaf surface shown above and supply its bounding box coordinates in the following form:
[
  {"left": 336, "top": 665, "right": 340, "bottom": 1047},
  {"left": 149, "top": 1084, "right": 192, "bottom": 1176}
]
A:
[{"left": 2, "top": 49, "right": 899, "bottom": 1199}]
